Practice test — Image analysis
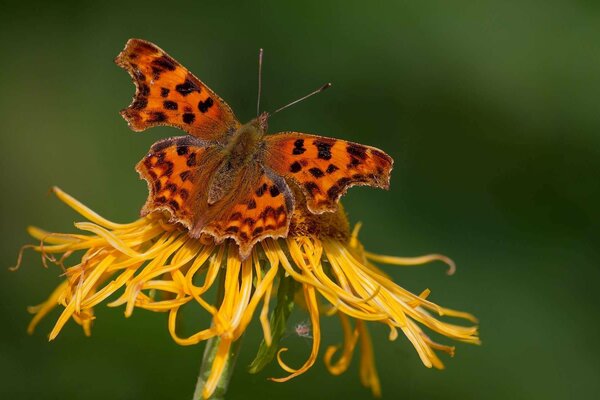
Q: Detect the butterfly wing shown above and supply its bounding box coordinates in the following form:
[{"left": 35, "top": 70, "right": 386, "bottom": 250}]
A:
[
  {"left": 264, "top": 132, "right": 393, "bottom": 214},
  {"left": 202, "top": 166, "right": 294, "bottom": 259},
  {"left": 136, "top": 135, "right": 221, "bottom": 227},
  {"left": 137, "top": 137, "right": 294, "bottom": 259},
  {"left": 116, "top": 39, "right": 240, "bottom": 141}
]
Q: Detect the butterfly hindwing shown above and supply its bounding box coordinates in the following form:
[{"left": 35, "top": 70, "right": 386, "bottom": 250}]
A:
[
  {"left": 137, "top": 137, "right": 294, "bottom": 258},
  {"left": 116, "top": 39, "right": 240, "bottom": 141},
  {"left": 264, "top": 132, "right": 393, "bottom": 213},
  {"left": 202, "top": 166, "right": 294, "bottom": 259},
  {"left": 136, "top": 136, "right": 221, "bottom": 228}
]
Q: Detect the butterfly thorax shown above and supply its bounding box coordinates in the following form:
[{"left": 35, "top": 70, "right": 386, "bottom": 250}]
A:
[
  {"left": 224, "top": 117, "right": 266, "bottom": 160},
  {"left": 207, "top": 117, "right": 268, "bottom": 205}
]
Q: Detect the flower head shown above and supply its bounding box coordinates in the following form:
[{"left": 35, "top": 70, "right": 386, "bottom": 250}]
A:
[{"left": 16, "top": 186, "right": 479, "bottom": 399}]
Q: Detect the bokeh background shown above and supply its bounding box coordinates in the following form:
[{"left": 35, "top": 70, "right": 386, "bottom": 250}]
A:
[{"left": 1, "top": 1, "right": 599, "bottom": 399}]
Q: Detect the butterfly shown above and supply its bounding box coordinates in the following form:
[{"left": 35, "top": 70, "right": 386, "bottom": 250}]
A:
[{"left": 115, "top": 39, "right": 393, "bottom": 259}]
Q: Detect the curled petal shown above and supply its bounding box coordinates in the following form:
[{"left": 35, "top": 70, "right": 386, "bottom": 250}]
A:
[
  {"left": 269, "top": 285, "right": 321, "bottom": 382},
  {"left": 324, "top": 313, "right": 358, "bottom": 375}
]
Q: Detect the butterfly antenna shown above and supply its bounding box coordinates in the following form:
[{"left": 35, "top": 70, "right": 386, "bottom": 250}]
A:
[
  {"left": 271, "top": 82, "right": 332, "bottom": 116},
  {"left": 256, "top": 48, "right": 264, "bottom": 117}
]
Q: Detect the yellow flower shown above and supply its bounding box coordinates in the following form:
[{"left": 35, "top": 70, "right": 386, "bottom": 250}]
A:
[{"left": 16, "top": 187, "right": 479, "bottom": 399}]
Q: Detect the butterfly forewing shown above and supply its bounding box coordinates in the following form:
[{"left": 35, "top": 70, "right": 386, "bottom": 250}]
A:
[
  {"left": 264, "top": 132, "right": 393, "bottom": 213},
  {"left": 116, "top": 39, "right": 240, "bottom": 141}
]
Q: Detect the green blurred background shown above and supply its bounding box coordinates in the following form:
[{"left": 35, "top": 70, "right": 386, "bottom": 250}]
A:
[{"left": 1, "top": 1, "right": 599, "bottom": 399}]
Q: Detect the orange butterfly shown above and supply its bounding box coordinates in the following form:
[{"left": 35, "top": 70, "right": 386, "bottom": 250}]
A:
[{"left": 115, "top": 39, "right": 393, "bottom": 259}]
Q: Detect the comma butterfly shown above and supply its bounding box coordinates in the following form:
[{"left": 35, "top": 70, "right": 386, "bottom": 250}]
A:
[{"left": 115, "top": 39, "right": 393, "bottom": 259}]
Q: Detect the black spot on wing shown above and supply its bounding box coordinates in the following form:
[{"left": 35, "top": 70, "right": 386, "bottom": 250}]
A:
[
  {"left": 292, "top": 139, "right": 306, "bottom": 155},
  {"left": 371, "top": 149, "right": 391, "bottom": 162},
  {"left": 347, "top": 157, "right": 361, "bottom": 168},
  {"left": 186, "top": 152, "right": 197, "bottom": 167},
  {"left": 163, "top": 100, "right": 178, "bottom": 110},
  {"left": 134, "top": 40, "right": 159, "bottom": 54},
  {"left": 226, "top": 226, "right": 239, "bottom": 234},
  {"left": 347, "top": 144, "right": 367, "bottom": 160},
  {"left": 151, "top": 66, "right": 163, "bottom": 80},
  {"left": 182, "top": 112, "right": 196, "bottom": 124},
  {"left": 309, "top": 168, "right": 324, "bottom": 178},
  {"left": 229, "top": 212, "right": 242, "bottom": 221},
  {"left": 198, "top": 97, "right": 214, "bottom": 113},
  {"left": 179, "top": 170, "right": 191, "bottom": 181},
  {"left": 326, "top": 164, "right": 339, "bottom": 174},
  {"left": 132, "top": 97, "right": 148, "bottom": 110},
  {"left": 176, "top": 145, "right": 188, "bottom": 155},
  {"left": 259, "top": 206, "right": 275, "bottom": 219},
  {"left": 255, "top": 183, "right": 268, "bottom": 197},
  {"left": 269, "top": 185, "right": 280, "bottom": 197},
  {"left": 152, "top": 55, "right": 176, "bottom": 71},
  {"left": 147, "top": 111, "right": 167, "bottom": 123},
  {"left": 155, "top": 152, "right": 166, "bottom": 165},
  {"left": 168, "top": 200, "right": 180, "bottom": 210},
  {"left": 163, "top": 161, "right": 174, "bottom": 177},
  {"left": 176, "top": 77, "right": 201, "bottom": 96},
  {"left": 139, "top": 83, "right": 150, "bottom": 97},
  {"left": 314, "top": 140, "right": 333, "bottom": 160},
  {"left": 290, "top": 161, "right": 302, "bottom": 173}
]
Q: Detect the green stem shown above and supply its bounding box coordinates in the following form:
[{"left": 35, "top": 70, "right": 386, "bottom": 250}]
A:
[{"left": 192, "top": 335, "right": 243, "bottom": 400}]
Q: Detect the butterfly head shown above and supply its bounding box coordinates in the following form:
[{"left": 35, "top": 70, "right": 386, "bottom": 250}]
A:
[
  {"left": 246, "top": 111, "right": 269, "bottom": 137},
  {"left": 257, "top": 111, "right": 269, "bottom": 133}
]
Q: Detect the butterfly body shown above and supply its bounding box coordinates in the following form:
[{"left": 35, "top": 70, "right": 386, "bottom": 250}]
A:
[
  {"left": 222, "top": 115, "right": 267, "bottom": 160},
  {"left": 117, "top": 39, "right": 393, "bottom": 259},
  {"left": 207, "top": 116, "right": 268, "bottom": 205}
]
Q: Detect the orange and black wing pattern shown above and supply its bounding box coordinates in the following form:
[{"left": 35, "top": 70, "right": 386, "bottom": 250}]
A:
[
  {"left": 137, "top": 136, "right": 294, "bottom": 258},
  {"left": 202, "top": 167, "right": 294, "bottom": 259},
  {"left": 136, "top": 136, "right": 221, "bottom": 229},
  {"left": 265, "top": 132, "right": 393, "bottom": 214},
  {"left": 116, "top": 39, "right": 240, "bottom": 141}
]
